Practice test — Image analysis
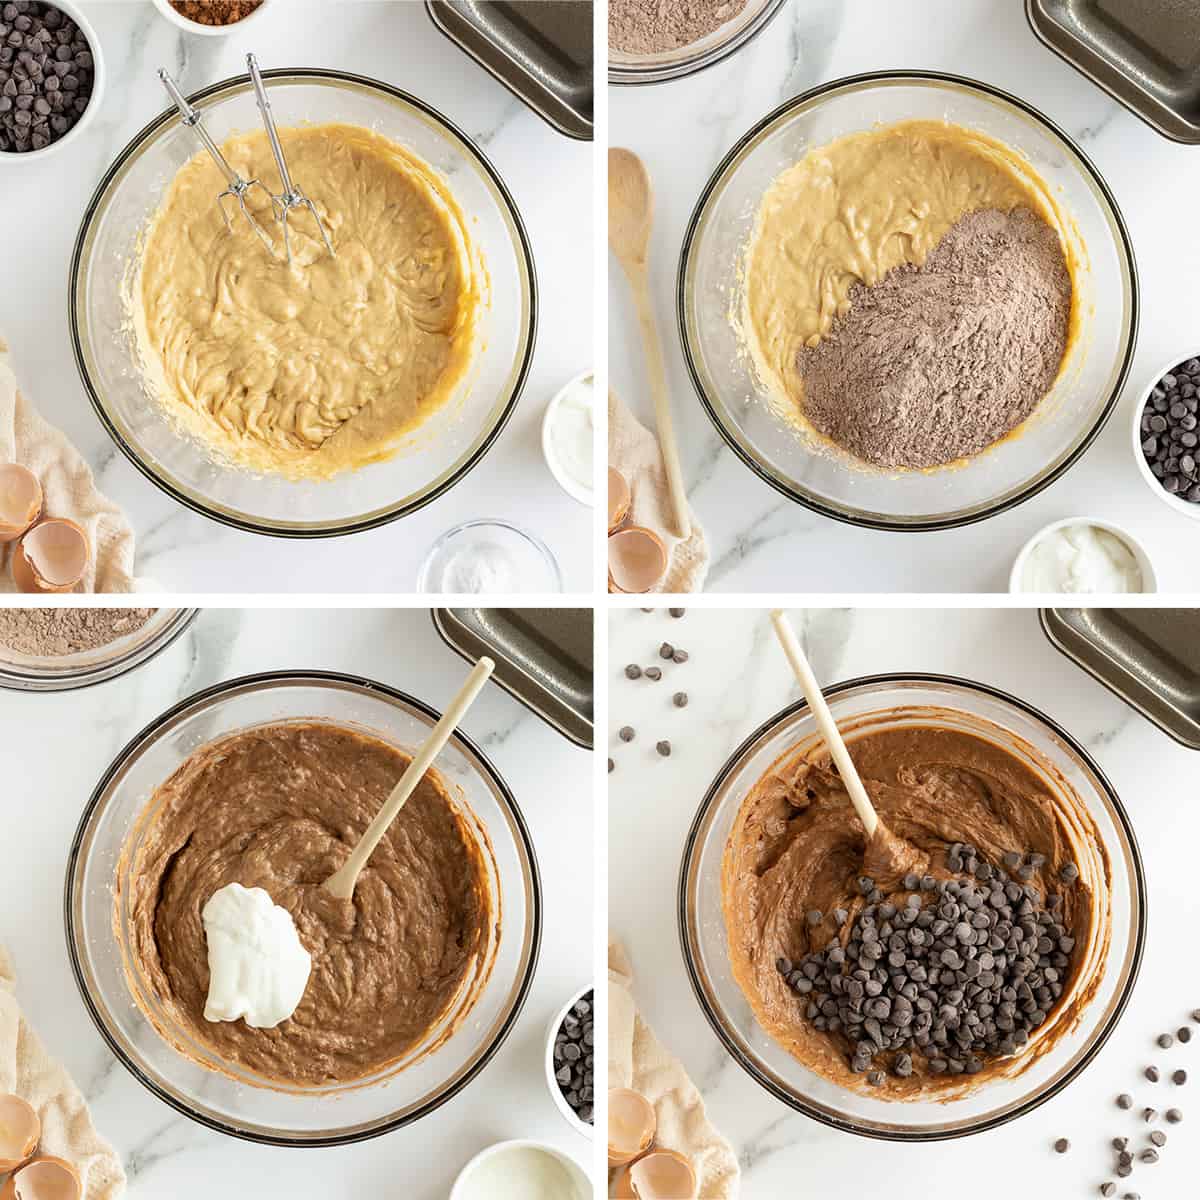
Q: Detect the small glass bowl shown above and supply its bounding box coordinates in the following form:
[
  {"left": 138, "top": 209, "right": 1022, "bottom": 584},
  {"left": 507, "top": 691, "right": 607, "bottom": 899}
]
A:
[
  {"left": 418, "top": 519, "right": 563, "bottom": 594},
  {"left": 609, "top": 0, "right": 788, "bottom": 85},
  {"left": 70, "top": 70, "right": 536, "bottom": 538},
  {"left": 679, "top": 674, "right": 1145, "bottom": 1140},
  {"left": 678, "top": 72, "right": 1139, "bottom": 531},
  {"left": 0, "top": 608, "right": 198, "bottom": 692},
  {"left": 65, "top": 671, "right": 542, "bottom": 1145}
]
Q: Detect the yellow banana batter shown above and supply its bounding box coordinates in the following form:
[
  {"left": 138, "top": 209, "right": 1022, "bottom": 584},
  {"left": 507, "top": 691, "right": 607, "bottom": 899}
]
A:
[
  {"left": 134, "top": 122, "right": 482, "bottom": 479},
  {"left": 742, "top": 120, "right": 1076, "bottom": 428}
]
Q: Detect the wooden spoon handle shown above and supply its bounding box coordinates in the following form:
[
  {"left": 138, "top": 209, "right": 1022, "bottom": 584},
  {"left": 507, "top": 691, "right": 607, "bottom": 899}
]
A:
[
  {"left": 770, "top": 610, "right": 879, "bottom": 839},
  {"left": 627, "top": 264, "right": 691, "bottom": 541},
  {"left": 323, "top": 657, "right": 495, "bottom": 900}
]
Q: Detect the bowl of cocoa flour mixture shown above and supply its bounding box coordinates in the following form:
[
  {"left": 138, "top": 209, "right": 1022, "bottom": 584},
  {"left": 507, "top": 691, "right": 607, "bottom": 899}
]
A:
[
  {"left": 679, "top": 73, "right": 1139, "bottom": 531},
  {"left": 0, "top": 607, "right": 198, "bottom": 691},
  {"left": 609, "top": 0, "right": 789, "bottom": 84}
]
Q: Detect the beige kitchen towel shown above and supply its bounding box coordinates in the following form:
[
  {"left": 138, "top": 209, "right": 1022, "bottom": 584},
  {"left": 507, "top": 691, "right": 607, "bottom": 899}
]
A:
[
  {"left": 609, "top": 938, "right": 739, "bottom": 1199},
  {"left": 0, "top": 944, "right": 126, "bottom": 1198},
  {"left": 609, "top": 391, "right": 709, "bottom": 594},
  {"left": 0, "top": 337, "right": 141, "bottom": 594}
]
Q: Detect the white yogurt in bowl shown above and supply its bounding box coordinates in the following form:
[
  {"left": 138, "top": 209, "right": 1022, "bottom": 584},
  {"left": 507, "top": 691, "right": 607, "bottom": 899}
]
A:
[
  {"left": 1010, "top": 518, "right": 1154, "bottom": 594},
  {"left": 542, "top": 372, "right": 594, "bottom": 504},
  {"left": 450, "top": 1139, "right": 590, "bottom": 1200}
]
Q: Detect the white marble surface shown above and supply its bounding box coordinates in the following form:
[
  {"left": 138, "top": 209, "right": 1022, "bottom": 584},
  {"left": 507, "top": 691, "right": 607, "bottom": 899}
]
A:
[
  {"left": 0, "top": 0, "right": 593, "bottom": 594},
  {"left": 0, "top": 607, "right": 595, "bottom": 1196},
  {"left": 609, "top": 0, "right": 1200, "bottom": 594},
  {"left": 609, "top": 606, "right": 1200, "bottom": 1197}
]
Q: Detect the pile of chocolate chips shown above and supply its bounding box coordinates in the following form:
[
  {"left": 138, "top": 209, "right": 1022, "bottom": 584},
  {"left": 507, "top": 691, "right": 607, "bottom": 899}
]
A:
[
  {"left": 1140, "top": 357, "right": 1200, "bottom": 503},
  {"left": 777, "top": 844, "right": 1076, "bottom": 1084},
  {"left": 552, "top": 989, "right": 594, "bottom": 1125},
  {"left": 0, "top": 2, "right": 94, "bottom": 154}
]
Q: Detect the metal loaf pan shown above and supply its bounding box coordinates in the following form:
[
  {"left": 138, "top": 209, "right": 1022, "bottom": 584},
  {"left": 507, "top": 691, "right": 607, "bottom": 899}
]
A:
[
  {"left": 433, "top": 608, "right": 593, "bottom": 748},
  {"left": 426, "top": 0, "right": 593, "bottom": 141},
  {"left": 1027, "top": 0, "right": 1200, "bottom": 144},
  {"left": 1040, "top": 608, "right": 1200, "bottom": 748}
]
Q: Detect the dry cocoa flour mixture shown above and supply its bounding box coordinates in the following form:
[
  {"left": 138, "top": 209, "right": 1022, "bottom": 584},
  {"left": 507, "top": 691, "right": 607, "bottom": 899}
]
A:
[
  {"left": 609, "top": 0, "right": 749, "bottom": 53},
  {"left": 742, "top": 120, "right": 1079, "bottom": 470},
  {"left": 0, "top": 608, "right": 155, "bottom": 657}
]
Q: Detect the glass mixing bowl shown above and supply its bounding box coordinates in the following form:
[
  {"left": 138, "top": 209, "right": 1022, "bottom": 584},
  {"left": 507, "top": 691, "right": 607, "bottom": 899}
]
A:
[
  {"left": 609, "top": 0, "right": 788, "bottom": 85},
  {"left": 678, "top": 72, "right": 1139, "bottom": 531},
  {"left": 679, "top": 674, "right": 1145, "bottom": 1140},
  {"left": 0, "top": 608, "right": 198, "bottom": 692},
  {"left": 69, "top": 70, "right": 536, "bottom": 537},
  {"left": 65, "top": 671, "right": 541, "bottom": 1146}
]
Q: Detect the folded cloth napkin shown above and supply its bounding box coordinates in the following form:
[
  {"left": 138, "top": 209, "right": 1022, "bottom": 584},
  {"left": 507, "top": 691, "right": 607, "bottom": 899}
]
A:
[
  {"left": 0, "top": 944, "right": 126, "bottom": 1199},
  {"left": 609, "top": 937, "right": 739, "bottom": 1199},
  {"left": 0, "top": 338, "right": 141, "bottom": 594},
  {"left": 609, "top": 391, "right": 709, "bottom": 594}
]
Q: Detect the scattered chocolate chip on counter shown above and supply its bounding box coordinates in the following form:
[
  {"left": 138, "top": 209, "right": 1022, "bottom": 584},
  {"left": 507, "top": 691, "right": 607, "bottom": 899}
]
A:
[
  {"left": 1158, "top": 1032, "right": 1174, "bottom": 1049},
  {"left": 1179, "top": 1026, "right": 1192, "bottom": 1043},
  {"left": 673, "top": 691, "right": 688, "bottom": 708},
  {"left": 1117, "top": 1094, "right": 1134, "bottom": 1110},
  {"left": 608, "top": 758, "right": 614, "bottom": 773},
  {"left": 624, "top": 663, "right": 642, "bottom": 679},
  {"left": 655, "top": 739, "right": 670, "bottom": 757},
  {"left": 645, "top": 666, "right": 662, "bottom": 680},
  {"left": 552, "top": 990, "right": 594, "bottom": 1126},
  {"left": 669, "top": 608, "right": 685, "bottom": 618},
  {"left": 659, "top": 642, "right": 674, "bottom": 660},
  {"left": 0, "top": 2, "right": 95, "bottom": 154},
  {"left": 1166, "top": 1108, "right": 1183, "bottom": 1123},
  {"left": 1054, "top": 1137, "right": 1070, "bottom": 1153},
  {"left": 1173, "top": 1069, "right": 1188, "bottom": 1085},
  {"left": 1145, "top": 1065, "right": 1160, "bottom": 1082},
  {"left": 1143, "top": 1107, "right": 1157, "bottom": 1123},
  {"left": 672, "top": 648, "right": 689, "bottom": 664},
  {"left": 1149, "top": 1130, "right": 1167, "bottom": 1148},
  {"left": 619, "top": 726, "right": 635, "bottom": 742}
]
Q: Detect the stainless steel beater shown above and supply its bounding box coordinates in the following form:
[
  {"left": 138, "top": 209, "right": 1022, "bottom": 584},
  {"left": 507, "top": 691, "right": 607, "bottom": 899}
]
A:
[
  {"left": 246, "top": 53, "right": 336, "bottom": 266},
  {"left": 157, "top": 68, "right": 278, "bottom": 258}
]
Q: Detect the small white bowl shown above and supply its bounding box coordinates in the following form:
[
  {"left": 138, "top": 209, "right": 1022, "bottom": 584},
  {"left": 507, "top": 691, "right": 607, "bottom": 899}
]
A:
[
  {"left": 151, "top": 0, "right": 273, "bottom": 37},
  {"left": 1009, "top": 516, "right": 1156, "bottom": 594},
  {"left": 1131, "top": 348, "right": 1200, "bottom": 522},
  {"left": 449, "top": 1139, "right": 591, "bottom": 1200},
  {"left": 0, "top": 0, "right": 104, "bottom": 164},
  {"left": 541, "top": 370, "right": 594, "bottom": 507},
  {"left": 545, "top": 986, "right": 594, "bottom": 1139}
]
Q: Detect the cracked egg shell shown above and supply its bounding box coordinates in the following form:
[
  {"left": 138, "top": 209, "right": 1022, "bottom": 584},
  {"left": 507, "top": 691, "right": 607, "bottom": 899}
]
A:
[
  {"left": 0, "top": 1094, "right": 39, "bottom": 1173},
  {"left": 0, "top": 465, "right": 42, "bottom": 544},
  {"left": 613, "top": 1148, "right": 698, "bottom": 1200},
  {"left": 11, "top": 519, "right": 90, "bottom": 594},
  {"left": 608, "top": 1087, "right": 656, "bottom": 1167},
  {"left": 608, "top": 525, "right": 667, "bottom": 594},
  {"left": 0, "top": 1155, "right": 81, "bottom": 1200},
  {"left": 608, "top": 466, "right": 631, "bottom": 534}
]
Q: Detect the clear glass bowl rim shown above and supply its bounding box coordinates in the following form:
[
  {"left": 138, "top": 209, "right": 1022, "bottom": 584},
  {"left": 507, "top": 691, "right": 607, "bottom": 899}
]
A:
[
  {"left": 608, "top": 0, "right": 789, "bottom": 86},
  {"left": 68, "top": 67, "right": 539, "bottom": 540},
  {"left": 63, "top": 668, "right": 544, "bottom": 1147},
  {"left": 676, "top": 69, "right": 1141, "bottom": 532},
  {"left": 0, "top": 608, "right": 200, "bottom": 692},
  {"left": 677, "top": 670, "right": 1147, "bottom": 1141}
]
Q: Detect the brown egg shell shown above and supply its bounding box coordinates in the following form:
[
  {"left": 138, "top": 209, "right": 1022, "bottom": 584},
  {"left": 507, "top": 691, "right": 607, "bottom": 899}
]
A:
[
  {"left": 614, "top": 1148, "right": 698, "bottom": 1200},
  {"left": 0, "top": 1155, "right": 82, "bottom": 1200},
  {"left": 608, "top": 525, "right": 667, "bottom": 594},
  {"left": 11, "top": 518, "right": 90, "bottom": 594},
  {"left": 608, "top": 466, "right": 631, "bottom": 534},
  {"left": 0, "top": 1093, "right": 40, "bottom": 1173},
  {"left": 0, "top": 464, "right": 42, "bottom": 544},
  {"left": 608, "top": 1087, "right": 656, "bottom": 1167}
]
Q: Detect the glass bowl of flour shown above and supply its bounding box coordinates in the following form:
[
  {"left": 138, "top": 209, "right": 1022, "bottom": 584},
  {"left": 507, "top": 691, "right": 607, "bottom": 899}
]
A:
[
  {"left": 0, "top": 608, "right": 198, "bottom": 692},
  {"left": 678, "top": 72, "right": 1139, "bottom": 532}
]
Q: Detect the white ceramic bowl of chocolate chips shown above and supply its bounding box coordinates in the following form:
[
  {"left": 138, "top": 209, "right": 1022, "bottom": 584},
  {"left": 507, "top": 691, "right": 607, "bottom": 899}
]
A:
[
  {"left": 0, "top": 0, "right": 104, "bottom": 161},
  {"left": 1132, "top": 350, "right": 1200, "bottom": 522},
  {"left": 545, "top": 986, "right": 594, "bottom": 1137}
]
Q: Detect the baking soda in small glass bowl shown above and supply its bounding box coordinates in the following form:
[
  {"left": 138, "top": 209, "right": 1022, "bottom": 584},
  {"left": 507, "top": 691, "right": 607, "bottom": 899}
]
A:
[{"left": 418, "top": 520, "right": 563, "bottom": 594}]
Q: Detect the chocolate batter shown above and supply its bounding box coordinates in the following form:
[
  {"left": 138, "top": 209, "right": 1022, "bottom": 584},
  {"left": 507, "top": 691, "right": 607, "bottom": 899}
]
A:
[
  {"left": 134, "top": 123, "right": 482, "bottom": 480},
  {"left": 722, "top": 715, "right": 1110, "bottom": 1098},
  {"left": 120, "top": 721, "right": 495, "bottom": 1088}
]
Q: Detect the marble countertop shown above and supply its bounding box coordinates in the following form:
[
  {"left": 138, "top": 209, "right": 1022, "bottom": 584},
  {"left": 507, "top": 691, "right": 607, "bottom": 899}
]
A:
[
  {"left": 609, "top": 606, "right": 1200, "bottom": 1197},
  {"left": 0, "top": 0, "right": 593, "bottom": 594},
  {"left": 0, "top": 607, "right": 594, "bottom": 1196},
  {"left": 609, "top": 0, "right": 1200, "bottom": 593}
]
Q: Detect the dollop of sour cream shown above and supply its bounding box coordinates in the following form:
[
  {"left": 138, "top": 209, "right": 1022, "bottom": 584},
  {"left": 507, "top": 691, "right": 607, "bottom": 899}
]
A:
[
  {"left": 545, "top": 375, "right": 594, "bottom": 499},
  {"left": 1020, "top": 523, "right": 1143, "bottom": 594},
  {"left": 202, "top": 883, "right": 312, "bottom": 1029}
]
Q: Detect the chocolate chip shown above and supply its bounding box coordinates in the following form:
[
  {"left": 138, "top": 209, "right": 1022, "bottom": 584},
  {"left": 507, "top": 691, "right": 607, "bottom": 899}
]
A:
[
  {"left": 1059, "top": 863, "right": 1079, "bottom": 884},
  {"left": 1173, "top": 1070, "right": 1187, "bottom": 1085},
  {"left": 644, "top": 666, "right": 662, "bottom": 681},
  {"left": 624, "top": 664, "right": 642, "bottom": 679},
  {"left": 608, "top": 758, "right": 614, "bottom": 773},
  {"left": 806, "top": 909, "right": 822, "bottom": 927},
  {"left": 1157, "top": 1033, "right": 1174, "bottom": 1049},
  {"left": 618, "top": 726, "right": 635, "bottom": 742},
  {"left": 1145, "top": 1066, "right": 1160, "bottom": 1082},
  {"left": 1166, "top": 1108, "right": 1183, "bottom": 1123},
  {"left": 672, "top": 691, "right": 688, "bottom": 708},
  {"left": 672, "top": 649, "right": 689, "bottom": 664},
  {"left": 1179, "top": 1026, "right": 1192, "bottom": 1043},
  {"left": 1117, "top": 1095, "right": 1134, "bottom": 1110},
  {"left": 1112, "top": 1137, "right": 1128, "bottom": 1151},
  {"left": 668, "top": 608, "right": 685, "bottom": 617},
  {"left": 1149, "top": 1130, "right": 1166, "bottom": 1147},
  {"left": 1054, "top": 1137, "right": 1070, "bottom": 1153},
  {"left": 659, "top": 642, "right": 673, "bottom": 660},
  {"left": 1139, "top": 1149, "right": 1158, "bottom": 1164},
  {"left": 1101, "top": 1184, "right": 1116, "bottom": 1197},
  {"left": 1143, "top": 1107, "right": 1157, "bottom": 1123},
  {"left": 655, "top": 739, "right": 671, "bottom": 757}
]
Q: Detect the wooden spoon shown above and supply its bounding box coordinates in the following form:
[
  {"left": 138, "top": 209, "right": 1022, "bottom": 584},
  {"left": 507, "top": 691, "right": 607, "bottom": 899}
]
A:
[
  {"left": 608, "top": 147, "right": 690, "bottom": 540},
  {"left": 322, "top": 657, "right": 494, "bottom": 900}
]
